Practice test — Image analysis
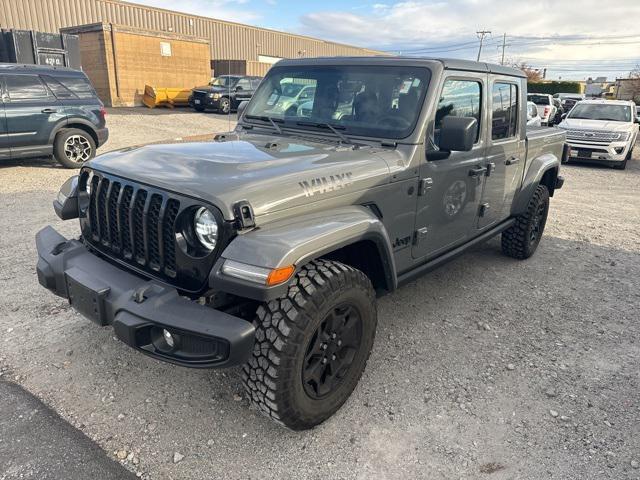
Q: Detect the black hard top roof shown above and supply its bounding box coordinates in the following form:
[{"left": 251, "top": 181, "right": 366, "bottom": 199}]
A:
[{"left": 275, "top": 56, "right": 526, "bottom": 78}]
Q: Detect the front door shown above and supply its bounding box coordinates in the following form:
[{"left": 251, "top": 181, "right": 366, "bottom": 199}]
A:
[
  {"left": 0, "top": 78, "right": 9, "bottom": 160},
  {"left": 412, "top": 73, "right": 488, "bottom": 259},
  {"left": 4, "top": 73, "right": 65, "bottom": 158},
  {"left": 477, "top": 79, "right": 525, "bottom": 229}
]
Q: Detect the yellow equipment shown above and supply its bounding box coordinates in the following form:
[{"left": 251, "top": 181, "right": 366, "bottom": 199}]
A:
[{"left": 142, "top": 85, "right": 192, "bottom": 108}]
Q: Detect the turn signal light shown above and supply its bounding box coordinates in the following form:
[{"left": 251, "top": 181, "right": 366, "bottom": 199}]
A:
[{"left": 266, "top": 265, "right": 295, "bottom": 286}]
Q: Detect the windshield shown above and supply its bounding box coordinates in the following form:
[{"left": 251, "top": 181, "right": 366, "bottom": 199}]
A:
[
  {"left": 244, "top": 65, "right": 431, "bottom": 139},
  {"left": 568, "top": 103, "right": 632, "bottom": 122},
  {"left": 210, "top": 76, "right": 238, "bottom": 87},
  {"left": 528, "top": 94, "right": 550, "bottom": 105}
]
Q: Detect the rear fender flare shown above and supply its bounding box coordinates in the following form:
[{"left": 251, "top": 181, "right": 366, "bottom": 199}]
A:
[{"left": 512, "top": 153, "right": 559, "bottom": 215}]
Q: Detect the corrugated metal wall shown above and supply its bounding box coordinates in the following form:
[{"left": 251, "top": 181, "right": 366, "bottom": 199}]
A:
[{"left": 0, "top": 0, "right": 383, "bottom": 62}]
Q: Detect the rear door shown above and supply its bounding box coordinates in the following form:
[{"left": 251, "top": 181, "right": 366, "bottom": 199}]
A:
[
  {"left": 412, "top": 72, "right": 488, "bottom": 259},
  {"left": 0, "top": 77, "right": 9, "bottom": 160},
  {"left": 477, "top": 77, "right": 524, "bottom": 229},
  {"left": 4, "top": 73, "right": 66, "bottom": 158},
  {"left": 233, "top": 77, "right": 253, "bottom": 106}
]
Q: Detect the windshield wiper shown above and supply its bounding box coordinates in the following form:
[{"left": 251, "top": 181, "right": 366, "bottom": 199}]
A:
[
  {"left": 245, "top": 114, "right": 284, "bottom": 134},
  {"left": 295, "top": 121, "right": 354, "bottom": 146}
]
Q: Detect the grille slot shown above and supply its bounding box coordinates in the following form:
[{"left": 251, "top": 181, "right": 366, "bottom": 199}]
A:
[{"left": 132, "top": 190, "right": 147, "bottom": 264}]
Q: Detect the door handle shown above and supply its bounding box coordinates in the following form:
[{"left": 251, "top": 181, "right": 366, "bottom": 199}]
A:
[
  {"left": 41, "top": 108, "right": 57, "bottom": 114},
  {"left": 468, "top": 165, "right": 488, "bottom": 177},
  {"left": 506, "top": 157, "right": 520, "bottom": 165}
]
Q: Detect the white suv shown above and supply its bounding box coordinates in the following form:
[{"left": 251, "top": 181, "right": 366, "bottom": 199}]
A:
[{"left": 558, "top": 99, "right": 639, "bottom": 170}]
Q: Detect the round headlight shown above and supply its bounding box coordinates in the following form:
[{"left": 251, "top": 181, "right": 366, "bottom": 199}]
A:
[{"left": 194, "top": 207, "right": 218, "bottom": 250}]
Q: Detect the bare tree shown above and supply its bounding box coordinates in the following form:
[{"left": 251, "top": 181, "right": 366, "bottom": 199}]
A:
[{"left": 515, "top": 62, "right": 543, "bottom": 82}]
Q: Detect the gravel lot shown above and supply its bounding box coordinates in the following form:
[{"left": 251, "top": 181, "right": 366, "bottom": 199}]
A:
[{"left": 1, "top": 108, "right": 639, "bottom": 480}]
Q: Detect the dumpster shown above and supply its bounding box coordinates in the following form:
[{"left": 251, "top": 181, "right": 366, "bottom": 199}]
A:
[
  {"left": 0, "top": 29, "right": 80, "bottom": 69},
  {"left": 142, "top": 85, "right": 192, "bottom": 108}
]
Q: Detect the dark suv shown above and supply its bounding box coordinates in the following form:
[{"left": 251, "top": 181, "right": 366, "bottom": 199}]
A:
[
  {"left": 0, "top": 63, "right": 108, "bottom": 168},
  {"left": 189, "top": 75, "right": 261, "bottom": 114}
]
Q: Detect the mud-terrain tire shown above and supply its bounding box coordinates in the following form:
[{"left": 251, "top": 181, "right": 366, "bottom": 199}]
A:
[
  {"left": 502, "top": 184, "right": 550, "bottom": 259},
  {"left": 242, "top": 259, "right": 377, "bottom": 430},
  {"left": 614, "top": 149, "right": 631, "bottom": 170},
  {"left": 53, "top": 128, "right": 96, "bottom": 169}
]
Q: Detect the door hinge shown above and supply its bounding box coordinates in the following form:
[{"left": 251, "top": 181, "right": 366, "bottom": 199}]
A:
[
  {"left": 479, "top": 203, "right": 490, "bottom": 217},
  {"left": 418, "top": 177, "right": 433, "bottom": 196},
  {"left": 485, "top": 162, "right": 496, "bottom": 176},
  {"left": 413, "top": 227, "right": 428, "bottom": 245}
]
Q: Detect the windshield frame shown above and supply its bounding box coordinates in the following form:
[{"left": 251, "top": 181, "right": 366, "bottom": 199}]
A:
[
  {"left": 241, "top": 64, "right": 433, "bottom": 141},
  {"left": 567, "top": 103, "right": 632, "bottom": 122}
]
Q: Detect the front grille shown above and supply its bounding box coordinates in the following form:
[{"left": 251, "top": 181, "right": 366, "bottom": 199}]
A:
[
  {"left": 564, "top": 129, "right": 623, "bottom": 143},
  {"left": 192, "top": 90, "right": 208, "bottom": 101},
  {"left": 80, "top": 170, "right": 230, "bottom": 292},
  {"left": 84, "top": 172, "right": 178, "bottom": 278}
]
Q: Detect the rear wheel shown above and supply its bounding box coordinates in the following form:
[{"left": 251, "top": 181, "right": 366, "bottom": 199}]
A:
[
  {"left": 242, "top": 259, "right": 377, "bottom": 430},
  {"left": 53, "top": 128, "right": 96, "bottom": 169},
  {"left": 502, "top": 184, "right": 550, "bottom": 259}
]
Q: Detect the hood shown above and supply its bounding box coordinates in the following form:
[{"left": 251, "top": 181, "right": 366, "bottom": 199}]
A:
[
  {"left": 89, "top": 133, "right": 393, "bottom": 221},
  {"left": 558, "top": 118, "right": 633, "bottom": 132}
]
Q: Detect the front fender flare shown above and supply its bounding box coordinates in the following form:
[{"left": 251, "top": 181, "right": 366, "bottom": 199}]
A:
[{"left": 210, "top": 205, "right": 397, "bottom": 301}]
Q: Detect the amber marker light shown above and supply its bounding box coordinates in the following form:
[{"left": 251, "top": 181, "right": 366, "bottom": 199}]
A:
[{"left": 266, "top": 265, "right": 295, "bottom": 286}]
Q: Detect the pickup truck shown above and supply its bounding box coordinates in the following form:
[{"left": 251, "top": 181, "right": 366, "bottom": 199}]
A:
[
  {"left": 36, "top": 57, "right": 566, "bottom": 430},
  {"left": 558, "top": 99, "right": 639, "bottom": 169},
  {"left": 527, "top": 93, "right": 558, "bottom": 126}
]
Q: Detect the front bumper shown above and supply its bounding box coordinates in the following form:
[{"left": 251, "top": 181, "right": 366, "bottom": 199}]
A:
[
  {"left": 566, "top": 140, "right": 631, "bottom": 163},
  {"left": 35, "top": 226, "right": 255, "bottom": 368},
  {"left": 189, "top": 95, "right": 222, "bottom": 110}
]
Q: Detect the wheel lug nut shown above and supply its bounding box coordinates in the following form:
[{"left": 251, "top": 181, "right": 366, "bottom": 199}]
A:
[
  {"left": 321, "top": 358, "right": 327, "bottom": 364},
  {"left": 331, "top": 333, "right": 337, "bottom": 339},
  {"left": 321, "top": 344, "right": 328, "bottom": 350},
  {"left": 331, "top": 355, "right": 336, "bottom": 361}
]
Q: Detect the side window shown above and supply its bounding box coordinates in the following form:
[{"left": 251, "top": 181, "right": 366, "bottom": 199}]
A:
[
  {"left": 298, "top": 87, "right": 315, "bottom": 101},
  {"left": 236, "top": 78, "right": 251, "bottom": 90},
  {"left": 251, "top": 78, "right": 261, "bottom": 90},
  {"left": 42, "top": 75, "right": 77, "bottom": 99},
  {"left": 59, "top": 76, "right": 96, "bottom": 99},
  {"left": 434, "top": 79, "right": 481, "bottom": 147},
  {"left": 491, "top": 82, "right": 518, "bottom": 140},
  {"left": 5, "top": 74, "right": 49, "bottom": 101}
]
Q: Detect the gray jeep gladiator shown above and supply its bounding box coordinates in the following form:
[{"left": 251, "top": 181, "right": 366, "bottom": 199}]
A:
[{"left": 36, "top": 57, "right": 566, "bottom": 430}]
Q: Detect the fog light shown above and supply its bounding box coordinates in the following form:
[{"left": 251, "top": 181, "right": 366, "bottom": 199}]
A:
[
  {"left": 163, "top": 329, "right": 175, "bottom": 348},
  {"left": 614, "top": 147, "right": 624, "bottom": 154}
]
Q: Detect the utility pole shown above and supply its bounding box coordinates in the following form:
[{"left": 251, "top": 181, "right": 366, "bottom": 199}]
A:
[
  {"left": 500, "top": 33, "right": 511, "bottom": 65},
  {"left": 476, "top": 30, "right": 491, "bottom": 61}
]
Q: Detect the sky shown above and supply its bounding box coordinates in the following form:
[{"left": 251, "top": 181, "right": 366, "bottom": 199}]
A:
[{"left": 134, "top": 0, "right": 640, "bottom": 81}]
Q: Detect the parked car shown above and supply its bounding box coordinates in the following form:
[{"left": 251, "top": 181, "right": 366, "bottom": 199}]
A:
[
  {"left": 552, "top": 98, "right": 564, "bottom": 125},
  {"left": 527, "top": 101, "right": 542, "bottom": 126},
  {"left": 527, "top": 93, "right": 558, "bottom": 126},
  {"left": 189, "top": 75, "right": 262, "bottom": 114},
  {"left": 636, "top": 105, "right": 640, "bottom": 123},
  {"left": 554, "top": 92, "right": 585, "bottom": 113},
  {"left": 0, "top": 63, "right": 108, "bottom": 168},
  {"left": 264, "top": 82, "right": 316, "bottom": 115},
  {"left": 558, "top": 99, "right": 639, "bottom": 169},
  {"left": 37, "top": 57, "right": 565, "bottom": 430}
]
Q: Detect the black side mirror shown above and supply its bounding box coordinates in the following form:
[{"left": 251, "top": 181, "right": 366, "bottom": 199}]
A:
[
  {"left": 635, "top": 116, "right": 640, "bottom": 124},
  {"left": 237, "top": 100, "right": 249, "bottom": 119},
  {"left": 235, "top": 85, "right": 243, "bottom": 92},
  {"left": 439, "top": 116, "right": 477, "bottom": 152}
]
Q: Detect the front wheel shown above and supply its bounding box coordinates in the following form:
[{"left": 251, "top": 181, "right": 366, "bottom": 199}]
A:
[
  {"left": 53, "top": 128, "right": 96, "bottom": 169},
  {"left": 218, "top": 97, "right": 231, "bottom": 114},
  {"left": 242, "top": 259, "right": 377, "bottom": 430},
  {"left": 502, "top": 184, "right": 550, "bottom": 259}
]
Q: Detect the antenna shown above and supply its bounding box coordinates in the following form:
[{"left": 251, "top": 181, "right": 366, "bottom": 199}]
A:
[{"left": 228, "top": 58, "right": 231, "bottom": 133}]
